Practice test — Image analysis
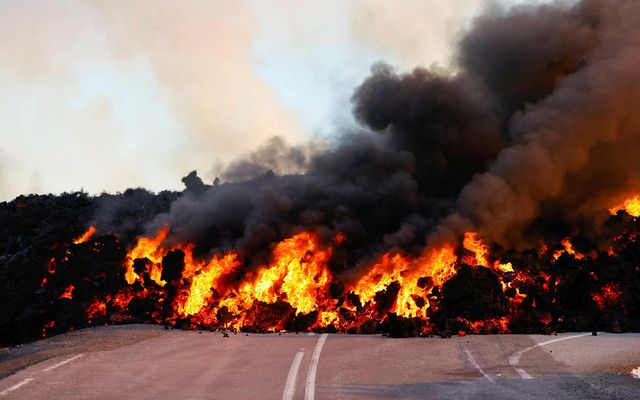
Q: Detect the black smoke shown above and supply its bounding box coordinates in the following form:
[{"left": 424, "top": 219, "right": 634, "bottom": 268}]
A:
[{"left": 133, "top": 0, "right": 640, "bottom": 262}]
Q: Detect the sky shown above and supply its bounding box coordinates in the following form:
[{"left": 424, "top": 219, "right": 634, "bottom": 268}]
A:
[{"left": 0, "top": 0, "right": 552, "bottom": 201}]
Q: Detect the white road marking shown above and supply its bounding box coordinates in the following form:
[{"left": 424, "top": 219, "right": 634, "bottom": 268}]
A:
[
  {"left": 43, "top": 353, "right": 84, "bottom": 372},
  {"left": 0, "top": 378, "right": 34, "bottom": 396},
  {"left": 305, "top": 333, "right": 328, "bottom": 400},
  {"left": 509, "top": 333, "right": 591, "bottom": 379},
  {"left": 631, "top": 367, "right": 640, "bottom": 379},
  {"left": 282, "top": 351, "right": 304, "bottom": 400},
  {"left": 514, "top": 368, "right": 533, "bottom": 379},
  {"left": 0, "top": 353, "right": 84, "bottom": 397},
  {"left": 463, "top": 348, "right": 495, "bottom": 383}
]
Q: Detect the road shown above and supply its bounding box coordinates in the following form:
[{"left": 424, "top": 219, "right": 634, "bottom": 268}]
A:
[{"left": 1, "top": 325, "right": 639, "bottom": 399}]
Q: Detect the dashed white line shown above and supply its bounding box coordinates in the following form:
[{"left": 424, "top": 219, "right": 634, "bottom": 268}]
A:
[
  {"left": 282, "top": 351, "right": 304, "bottom": 400},
  {"left": 305, "top": 333, "right": 328, "bottom": 400},
  {"left": 463, "top": 348, "right": 495, "bottom": 383},
  {"left": 509, "top": 333, "right": 591, "bottom": 379},
  {"left": 43, "top": 353, "right": 84, "bottom": 372},
  {"left": 0, "top": 353, "right": 84, "bottom": 396},
  {"left": 0, "top": 378, "right": 34, "bottom": 396}
]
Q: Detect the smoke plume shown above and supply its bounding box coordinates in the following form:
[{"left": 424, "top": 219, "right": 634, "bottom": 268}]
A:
[{"left": 84, "top": 0, "right": 640, "bottom": 273}]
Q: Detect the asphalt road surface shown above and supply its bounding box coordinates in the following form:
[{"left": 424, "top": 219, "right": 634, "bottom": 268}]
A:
[{"left": 1, "top": 325, "right": 639, "bottom": 399}]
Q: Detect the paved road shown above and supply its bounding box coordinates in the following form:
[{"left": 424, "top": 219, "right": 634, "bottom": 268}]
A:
[{"left": 1, "top": 325, "right": 639, "bottom": 399}]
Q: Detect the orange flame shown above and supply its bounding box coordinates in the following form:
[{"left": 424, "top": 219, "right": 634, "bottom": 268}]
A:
[
  {"left": 73, "top": 226, "right": 96, "bottom": 244},
  {"left": 463, "top": 232, "right": 514, "bottom": 273},
  {"left": 609, "top": 195, "right": 640, "bottom": 217},
  {"left": 232, "top": 232, "right": 334, "bottom": 316},
  {"left": 463, "top": 232, "right": 490, "bottom": 266},
  {"left": 124, "top": 226, "right": 170, "bottom": 285},
  {"left": 349, "top": 244, "right": 457, "bottom": 318},
  {"left": 106, "top": 227, "right": 560, "bottom": 332},
  {"left": 181, "top": 252, "right": 240, "bottom": 316},
  {"left": 553, "top": 239, "right": 585, "bottom": 260}
]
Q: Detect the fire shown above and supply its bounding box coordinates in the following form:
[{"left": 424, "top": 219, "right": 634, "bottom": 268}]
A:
[
  {"left": 59, "top": 284, "right": 74, "bottom": 300},
  {"left": 592, "top": 283, "right": 622, "bottom": 310},
  {"left": 73, "top": 226, "right": 96, "bottom": 244},
  {"left": 62, "top": 221, "right": 631, "bottom": 336},
  {"left": 111, "top": 290, "right": 136, "bottom": 311},
  {"left": 609, "top": 195, "right": 640, "bottom": 217},
  {"left": 463, "top": 232, "right": 513, "bottom": 273},
  {"left": 463, "top": 232, "right": 490, "bottom": 266},
  {"left": 553, "top": 239, "right": 585, "bottom": 260},
  {"left": 455, "top": 316, "right": 510, "bottom": 333},
  {"left": 349, "top": 244, "right": 457, "bottom": 318},
  {"left": 93, "top": 227, "right": 533, "bottom": 332},
  {"left": 232, "top": 232, "right": 335, "bottom": 316},
  {"left": 114, "top": 228, "right": 464, "bottom": 330},
  {"left": 124, "top": 226, "right": 170, "bottom": 285},
  {"left": 86, "top": 299, "right": 107, "bottom": 322},
  {"left": 181, "top": 252, "right": 240, "bottom": 316}
]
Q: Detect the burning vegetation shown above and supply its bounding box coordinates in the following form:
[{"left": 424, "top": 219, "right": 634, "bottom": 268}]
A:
[{"left": 2, "top": 0, "right": 640, "bottom": 344}]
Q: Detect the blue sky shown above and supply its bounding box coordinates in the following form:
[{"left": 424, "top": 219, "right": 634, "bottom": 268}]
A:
[{"left": 0, "top": 0, "right": 554, "bottom": 200}]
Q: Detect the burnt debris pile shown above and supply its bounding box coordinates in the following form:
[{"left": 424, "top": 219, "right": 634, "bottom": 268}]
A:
[{"left": 3, "top": 0, "right": 640, "bottom": 344}]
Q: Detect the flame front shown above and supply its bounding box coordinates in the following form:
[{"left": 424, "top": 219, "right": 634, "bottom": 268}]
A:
[
  {"left": 67, "top": 213, "right": 634, "bottom": 335},
  {"left": 73, "top": 226, "right": 96, "bottom": 244},
  {"left": 610, "top": 195, "right": 640, "bottom": 217}
]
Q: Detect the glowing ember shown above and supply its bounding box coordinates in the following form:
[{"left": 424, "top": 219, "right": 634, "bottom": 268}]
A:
[
  {"left": 59, "top": 284, "right": 74, "bottom": 300},
  {"left": 592, "top": 283, "right": 622, "bottom": 310},
  {"left": 42, "top": 321, "right": 55, "bottom": 338},
  {"left": 47, "top": 257, "right": 57, "bottom": 274},
  {"left": 86, "top": 299, "right": 107, "bottom": 322},
  {"left": 73, "top": 226, "right": 96, "bottom": 244}
]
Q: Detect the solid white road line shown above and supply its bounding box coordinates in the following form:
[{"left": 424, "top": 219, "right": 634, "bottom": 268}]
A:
[
  {"left": 514, "top": 368, "right": 533, "bottom": 379},
  {"left": 509, "top": 333, "right": 591, "bottom": 379},
  {"left": 463, "top": 348, "right": 495, "bottom": 383},
  {"left": 0, "top": 378, "right": 34, "bottom": 396},
  {"left": 43, "top": 353, "right": 84, "bottom": 372},
  {"left": 283, "top": 351, "right": 304, "bottom": 400},
  {"left": 305, "top": 333, "right": 328, "bottom": 400}
]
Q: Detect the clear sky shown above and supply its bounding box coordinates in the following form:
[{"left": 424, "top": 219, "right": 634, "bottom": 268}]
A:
[{"left": 0, "top": 0, "right": 553, "bottom": 201}]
